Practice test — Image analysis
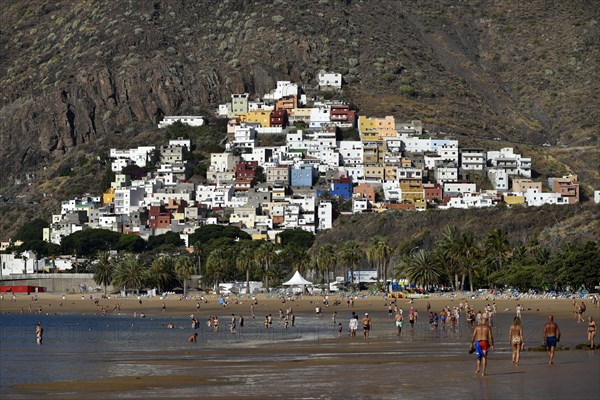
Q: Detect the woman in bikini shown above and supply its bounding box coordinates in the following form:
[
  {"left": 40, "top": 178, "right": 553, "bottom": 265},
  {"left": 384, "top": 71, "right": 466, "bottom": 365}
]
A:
[
  {"left": 509, "top": 316, "right": 524, "bottom": 366},
  {"left": 588, "top": 317, "right": 596, "bottom": 348}
]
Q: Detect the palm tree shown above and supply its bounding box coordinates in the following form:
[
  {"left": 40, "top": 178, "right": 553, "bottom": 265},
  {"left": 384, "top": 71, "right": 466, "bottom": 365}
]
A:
[
  {"left": 175, "top": 255, "right": 196, "bottom": 296},
  {"left": 484, "top": 229, "right": 511, "bottom": 277},
  {"left": 439, "top": 226, "right": 463, "bottom": 290},
  {"left": 400, "top": 249, "right": 443, "bottom": 290},
  {"left": 205, "top": 248, "right": 229, "bottom": 294},
  {"left": 236, "top": 246, "right": 256, "bottom": 294},
  {"left": 316, "top": 244, "right": 336, "bottom": 291},
  {"left": 458, "top": 231, "right": 480, "bottom": 292},
  {"left": 93, "top": 251, "right": 114, "bottom": 295},
  {"left": 338, "top": 241, "right": 362, "bottom": 284},
  {"left": 148, "top": 256, "right": 175, "bottom": 294},
  {"left": 431, "top": 247, "right": 456, "bottom": 291},
  {"left": 255, "top": 241, "right": 276, "bottom": 293},
  {"left": 113, "top": 253, "right": 146, "bottom": 294},
  {"left": 366, "top": 236, "right": 393, "bottom": 283},
  {"left": 291, "top": 249, "right": 313, "bottom": 276}
]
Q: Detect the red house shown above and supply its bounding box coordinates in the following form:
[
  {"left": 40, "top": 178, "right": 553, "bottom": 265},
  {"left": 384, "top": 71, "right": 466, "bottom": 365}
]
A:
[
  {"left": 148, "top": 205, "right": 172, "bottom": 229},
  {"left": 270, "top": 109, "right": 288, "bottom": 128}
]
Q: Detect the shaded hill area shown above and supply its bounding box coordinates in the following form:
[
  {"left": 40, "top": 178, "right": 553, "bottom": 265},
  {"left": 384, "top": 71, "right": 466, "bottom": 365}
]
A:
[
  {"left": 0, "top": 0, "right": 599, "bottom": 239},
  {"left": 315, "top": 203, "right": 600, "bottom": 253}
]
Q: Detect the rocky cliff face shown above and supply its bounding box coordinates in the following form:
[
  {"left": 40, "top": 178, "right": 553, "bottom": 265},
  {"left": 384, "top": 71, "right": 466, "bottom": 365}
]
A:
[{"left": 0, "top": 0, "right": 598, "bottom": 237}]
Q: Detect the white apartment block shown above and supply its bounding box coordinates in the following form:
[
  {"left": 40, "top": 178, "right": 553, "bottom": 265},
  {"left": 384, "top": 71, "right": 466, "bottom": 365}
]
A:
[
  {"left": 434, "top": 165, "right": 459, "bottom": 184},
  {"left": 114, "top": 187, "right": 145, "bottom": 215},
  {"left": 460, "top": 148, "right": 487, "bottom": 171},
  {"left": 232, "top": 124, "right": 258, "bottom": 149},
  {"left": 318, "top": 71, "right": 342, "bottom": 90},
  {"left": 158, "top": 116, "right": 205, "bottom": 129},
  {"left": 487, "top": 148, "right": 531, "bottom": 178},
  {"left": 338, "top": 141, "right": 364, "bottom": 166},
  {"left": 317, "top": 201, "right": 333, "bottom": 230},
  {"left": 438, "top": 144, "right": 460, "bottom": 164}
]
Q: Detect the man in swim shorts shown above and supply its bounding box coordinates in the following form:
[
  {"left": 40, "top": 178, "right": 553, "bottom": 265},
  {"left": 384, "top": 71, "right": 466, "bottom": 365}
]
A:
[
  {"left": 471, "top": 318, "right": 494, "bottom": 376},
  {"left": 395, "top": 312, "right": 403, "bottom": 336},
  {"left": 543, "top": 315, "right": 561, "bottom": 365},
  {"left": 362, "top": 313, "right": 371, "bottom": 339}
]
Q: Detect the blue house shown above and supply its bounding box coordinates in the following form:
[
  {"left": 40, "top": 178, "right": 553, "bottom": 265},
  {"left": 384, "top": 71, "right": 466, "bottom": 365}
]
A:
[
  {"left": 290, "top": 164, "right": 317, "bottom": 187},
  {"left": 317, "top": 177, "right": 353, "bottom": 200}
]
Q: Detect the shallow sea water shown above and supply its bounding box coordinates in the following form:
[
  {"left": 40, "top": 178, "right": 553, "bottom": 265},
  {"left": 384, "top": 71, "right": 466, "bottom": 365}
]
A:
[{"left": 0, "top": 311, "right": 598, "bottom": 399}]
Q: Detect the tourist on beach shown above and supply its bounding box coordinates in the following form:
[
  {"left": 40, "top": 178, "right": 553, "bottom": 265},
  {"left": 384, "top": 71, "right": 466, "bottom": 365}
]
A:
[
  {"left": 395, "top": 312, "right": 403, "bottom": 336},
  {"left": 577, "top": 301, "right": 586, "bottom": 323},
  {"left": 188, "top": 332, "right": 198, "bottom": 342},
  {"left": 230, "top": 314, "right": 237, "bottom": 333},
  {"left": 239, "top": 315, "right": 244, "bottom": 329},
  {"left": 338, "top": 322, "right": 343, "bottom": 337},
  {"left": 213, "top": 316, "right": 219, "bottom": 333},
  {"left": 509, "top": 317, "right": 525, "bottom": 366},
  {"left": 162, "top": 302, "right": 166, "bottom": 312},
  {"left": 587, "top": 317, "right": 596, "bottom": 348},
  {"left": 349, "top": 315, "right": 358, "bottom": 337},
  {"left": 264, "top": 315, "right": 269, "bottom": 329},
  {"left": 35, "top": 322, "right": 44, "bottom": 344},
  {"left": 516, "top": 304, "right": 522, "bottom": 319},
  {"left": 543, "top": 315, "right": 561, "bottom": 365},
  {"left": 471, "top": 318, "right": 494, "bottom": 376},
  {"left": 362, "top": 313, "right": 371, "bottom": 339}
]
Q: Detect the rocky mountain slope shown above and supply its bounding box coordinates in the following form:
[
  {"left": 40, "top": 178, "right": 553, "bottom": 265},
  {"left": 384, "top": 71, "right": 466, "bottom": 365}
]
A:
[{"left": 0, "top": 0, "right": 598, "bottom": 239}]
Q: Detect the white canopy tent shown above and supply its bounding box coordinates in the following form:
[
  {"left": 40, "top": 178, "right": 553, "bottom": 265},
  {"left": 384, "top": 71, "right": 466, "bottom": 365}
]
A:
[{"left": 283, "top": 271, "right": 313, "bottom": 293}]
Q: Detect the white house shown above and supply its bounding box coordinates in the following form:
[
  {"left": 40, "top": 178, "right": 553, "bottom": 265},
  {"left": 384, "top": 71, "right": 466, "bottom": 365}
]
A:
[
  {"left": 318, "top": 71, "right": 342, "bottom": 90},
  {"left": 400, "top": 135, "right": 459, "bottom": 153},
  {"left": 524, "top": 188, "right": 568, "bottom": 206},
  {"left": 232, "top": 124, "right": 258, "bottom": 149},
  {"left": 264, "top": 81, "right": 299, "bottom": 102},
  {"left": 352, "top": 198, "right": 370, "bottom": 214},
  {"left": 442, "top": 193, "right": 494, "bottom": 209},
  {"left": 443, "top": 182, "right": 477, "bottom": 197},
  {"left": 196, "top": 185, "right": 235, "bottom": 209},
  {"left": 487, "top": 168, "right": 509, "bottom": 192},
  {"left": 317, "top": 201, "right": 333, "bottom": 230},
  {"left": 158, "top": 116, "right": 205, "bottom": 129}
]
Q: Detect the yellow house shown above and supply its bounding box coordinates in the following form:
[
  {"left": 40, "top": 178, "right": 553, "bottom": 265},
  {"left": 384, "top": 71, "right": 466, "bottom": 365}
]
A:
[
  {"left": 503, "top": 193, "right": 525, "bottom": 205},
  {"left": 399, "top": 179, "right": 424, "bottom": 202},
  {"left": 239, "top": 110, "right": 271, "bottom": 127},
  {"left": 103, "top": 187, "right": 115, "bottom": 204},
  {"left": 358, "top": 116, "right": 396, "bottom": 140}
]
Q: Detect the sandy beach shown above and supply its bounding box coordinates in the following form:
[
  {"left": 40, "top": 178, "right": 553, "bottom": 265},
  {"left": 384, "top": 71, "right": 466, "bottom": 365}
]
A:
[{"left": 1, "top": 292, "right": 599, "bottom": 399}]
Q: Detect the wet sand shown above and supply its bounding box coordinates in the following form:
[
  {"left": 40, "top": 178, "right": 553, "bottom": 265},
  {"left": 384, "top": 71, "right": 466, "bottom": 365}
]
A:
[{"left": 2, "top": 293, "right": 599, "bottom": 399}]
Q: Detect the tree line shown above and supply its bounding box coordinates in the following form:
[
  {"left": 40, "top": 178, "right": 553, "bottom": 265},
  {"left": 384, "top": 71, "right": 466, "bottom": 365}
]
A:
[{"left": 6, "top": 219, "right": 598, "bottom": 294}]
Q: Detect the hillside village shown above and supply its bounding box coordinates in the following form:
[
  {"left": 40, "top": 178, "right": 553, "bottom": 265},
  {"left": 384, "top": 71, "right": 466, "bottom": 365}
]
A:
[{"left": 1, "top": 73, "right": 594, "bottom": 276}]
